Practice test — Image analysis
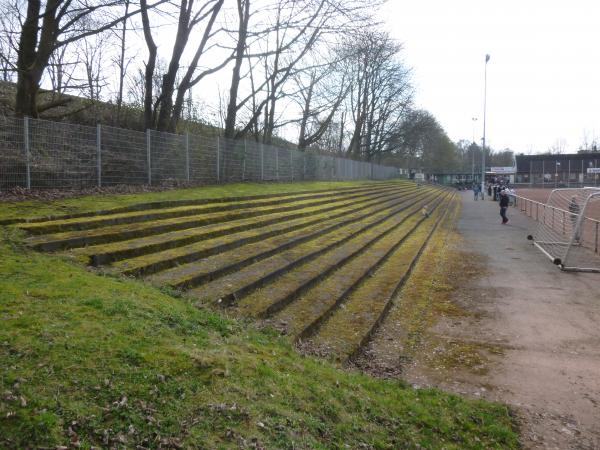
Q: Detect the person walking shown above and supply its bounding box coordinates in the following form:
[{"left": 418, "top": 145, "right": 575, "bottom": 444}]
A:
[
  {"left": 473, "top": 183, "right": 480, "bottom": 201},
  {"left": 499, "top": 189, "right": 509, "bottom": 224}
]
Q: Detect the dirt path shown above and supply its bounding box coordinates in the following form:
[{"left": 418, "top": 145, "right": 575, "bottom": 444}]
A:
[{"left": 403, "top": 192, "right": 600, "bottom": 449}]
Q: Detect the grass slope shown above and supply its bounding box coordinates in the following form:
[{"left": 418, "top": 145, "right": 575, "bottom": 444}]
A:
[
  {"left": 0, "top": 181, "right": 388, "bottom": 223},
  {"left": 0, "top": 183, "right": 519, "bottom": 449}
]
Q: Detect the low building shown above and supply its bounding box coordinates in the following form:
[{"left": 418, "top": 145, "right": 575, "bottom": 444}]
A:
[
  {"left": 428, "top": 172, "right": 480, "bottom": 186},
  {"left": 515, "top": 153, "right": 600, "bottom": 187}
]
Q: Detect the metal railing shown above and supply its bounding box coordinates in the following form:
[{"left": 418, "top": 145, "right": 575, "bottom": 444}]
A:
[
  {"left": 512, "top": 194, "right": 600, "bottom": 254},
  {"left": 0, "top": 116, "right": 400, "bottom": 190}
]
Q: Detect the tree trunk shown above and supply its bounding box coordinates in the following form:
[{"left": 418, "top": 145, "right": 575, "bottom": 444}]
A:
[
  {"left": 116, "top": 0, "right": 130, "bottom": 124},
  {"left": 140, "top": 0, "right": 157, "bottom": 129},
  {"left": 224, "top": 0, "right": 250, "bottom": 138},
  {"left": 15, "top": 0, "right": 41, "bottom": 117},
  {"left": 298, "top": 73, "right": 315, "bottom": 150}
]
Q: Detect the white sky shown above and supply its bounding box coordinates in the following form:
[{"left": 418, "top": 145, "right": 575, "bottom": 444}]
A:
[{"left": 381, "top": 0, "right": 600, "bottom": 154}]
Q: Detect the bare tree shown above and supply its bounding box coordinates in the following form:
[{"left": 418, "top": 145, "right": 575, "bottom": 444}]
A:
[
  {"left": 295, "top": 64, "right": 349, "bottom": 150},
  {"left": 343, "top": 31, "right": 412, "bottom": 161},
  {"left": 0, "top": 1, "right": 19, "bottom": 82},
  {"left": 46, "top": 44, "right": 79, "bottom": 95},
  {"left": 140, "top": 0, "right": 225, "bottom": 131},
  {"left": 80, "top": 32, "right": 109, "bottom": 102},
  {"left": 113, "top": 0, "right": 131, "bottom": 123},
  {"left": 548, "top": 138, "right": 567, "bottom": 155},
  {"left": 223, "top": 0, "right": 250, "bottom": 138},
  {"left": 223, "top": 0, "right": 377, "bottom": 141},
  {"left": 11, "top": 0, "right": 155, "bottom": 117}
]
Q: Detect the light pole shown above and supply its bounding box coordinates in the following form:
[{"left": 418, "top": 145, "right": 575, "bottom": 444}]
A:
[
  {"left": 471, "top": 117, "right": 478, "bottom": 184},
  {"left": 482, "top": 54, "right": 490, "bottom": 197}
]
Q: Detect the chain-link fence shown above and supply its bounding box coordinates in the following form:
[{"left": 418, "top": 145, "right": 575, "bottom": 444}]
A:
[{"left": 0, "top": 116, "right": 400, "bottom": 190}]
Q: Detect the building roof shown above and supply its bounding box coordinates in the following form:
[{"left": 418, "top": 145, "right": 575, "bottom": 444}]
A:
[{"left": 515, "top": 152, "right": 600, "bottom": 162}]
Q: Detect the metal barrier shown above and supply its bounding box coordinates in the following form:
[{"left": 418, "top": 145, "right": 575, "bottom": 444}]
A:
[
  {"left": 0, "top": 116, "right": 400, "bottom": 189},
  {"left": 513, "top": 194, "right": 600, "bottom": 254}
]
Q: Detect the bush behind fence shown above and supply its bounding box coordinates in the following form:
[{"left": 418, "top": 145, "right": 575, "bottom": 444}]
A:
[{"left": 0, "top": 116, "right": 399, "bottom": 190}]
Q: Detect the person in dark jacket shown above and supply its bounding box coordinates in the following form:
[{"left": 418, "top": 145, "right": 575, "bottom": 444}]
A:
[{"left": 499, "top": 189, "right": 509, "bottom": 224}]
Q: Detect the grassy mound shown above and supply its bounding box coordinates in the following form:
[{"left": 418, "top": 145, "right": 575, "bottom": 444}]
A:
[{"left": 0, "top": 183, "right": 519, "bottom": 449}]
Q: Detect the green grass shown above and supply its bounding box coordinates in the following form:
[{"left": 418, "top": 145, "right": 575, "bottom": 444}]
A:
[
  {"left": 0, "top": 180, "right": 393, "bottom": 223},
  {"left": 0, "top": 184, "right": 519, "bottom": 449}
]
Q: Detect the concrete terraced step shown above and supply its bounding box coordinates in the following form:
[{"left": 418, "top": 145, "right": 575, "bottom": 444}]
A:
[
  {"left": 141, "top": 190, "right": 432, "bottom": 289},
  {"left": 182, "top": 189, "right": 444, "bottom": 305},
  {"left": 110, "top": 188, "right": 424, "bottom": 276},
  {"left": 7, "top": 182, "right": 404, "bottom": 226},
  {"left": 18, "top": 183, "right": 402, "bottom": 235},
  {"left": 300, "top": 194, "right": 454, "bottom": 361},
  {"left": 238, "top": 192, "right": 449, "bottom": 324},
  {"left": 24, "top": 185, "right": 406, "bottom": 251},
  {"left": 71, "top": 187, "right": 418, "bottom": 267}
]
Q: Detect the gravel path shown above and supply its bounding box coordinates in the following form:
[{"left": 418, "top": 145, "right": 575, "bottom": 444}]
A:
[{"left": 437, "top": 192, "right": 600, "bottom": 449}]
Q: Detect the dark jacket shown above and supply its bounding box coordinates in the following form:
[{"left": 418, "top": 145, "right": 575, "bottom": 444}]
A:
[{"left": 499, "top": 194, "right": 509, "bottom": 207}]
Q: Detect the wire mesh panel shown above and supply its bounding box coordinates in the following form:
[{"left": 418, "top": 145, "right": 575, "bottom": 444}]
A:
[
  {"left": 373, "top": 164, "right": 396, "bottom": 180},
  {"left": 302, "top": 153, "right": 316, "bottom": 180},
  {"left": 276, "top": 147, "right": 292, "bottom": 181},
  {"left": 149, "top": 130, "right": 186, "bottom": 184},
  {"left": 0, "top": 116, "right": 26, "bottom": 188},
  {"left": 261, "top": 144, "right": 277, "bottom": 181},
  {"left": 291, "top": 149, "right": 305, "bottom": 181},
  {"left": 219, "top": 137, "right": 246, "bottom": 183},
  {"left": 242, "top": 140, "right": 261, "bottom": 181},
  {"left": 0, "top": 117, "right": 401, "bottom": 189},
  {"left": 101, "top": 125, "right": 148, "bottom": 185},
  {"left": 314, "top": 154, "right": 331, "bottom": 180},
  {"left": 29, "top": 118, "right": 96, "bottom": 188},
  {"left": 563, "top": 190, "right": 600, "bottom": 271},
  {"left": 188, "top": 134, "right": 218, "bottom": 184},
  {"left": 530, "top": 188, "right": 600, "bottom": 271}
]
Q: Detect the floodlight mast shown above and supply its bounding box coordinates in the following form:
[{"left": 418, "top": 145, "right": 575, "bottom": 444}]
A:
[
  {"left": 482, "top": 54, "right": 490, "bottom": 196},
  {"left": 471, "top": 117, "right": 477, "bottom": 183}
]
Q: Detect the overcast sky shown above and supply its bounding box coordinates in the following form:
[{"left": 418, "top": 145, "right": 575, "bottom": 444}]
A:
[{"left": 380, "top": 1, "right": 600, "bottom": 154}]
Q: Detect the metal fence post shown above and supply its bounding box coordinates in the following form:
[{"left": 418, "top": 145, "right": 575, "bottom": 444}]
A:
[
  {"left": 216, "top": 136, "right": 220, "bottom": 182},
  {"left": 275, "top": 147, "right": 279, "bottom": 181},
  {"left": 260, "top": 143, "right": 264, "bottom": 181},
  {"left": 242, "top": 138, "right": 246, "bottom": 181},
  {"left": 185, "top": 132, "right": 190, "bottom": 182},
  {"left": 24, "top": 116, "right": 31, "bottom": 189},
  {"left": 330, "top": 156, "right": 334, "bottom": 180},
  {"left": 146, "top": 129, "right": 152, "bottom": 185},
  {"left": 97, "top": 124, "right": 102, "bottom": 187},
  {"left": 290, "top": 149, "right": 293, "bottom": 181},
  {"left": 303, "top": 153, "right": 306, "bottom": 180}
]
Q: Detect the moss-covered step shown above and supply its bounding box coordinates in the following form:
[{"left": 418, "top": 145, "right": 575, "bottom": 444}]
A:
[
  {"left": 234, "top": 191, "right": 447, "bottom": 320},
  {"left": 110, "top": 188, "right": 425, "bottom": 277},
  {"left": 183, "top": 189, "right": 444, "bottom": 305},
  {"left": 298, "top": 194, "right": 454, "bottom": 361},
  {"left": 19, "top": 184, "right": 402, "bottom": 236},
  {"left": 24, "top": 185, "right": 408, "bottom": 251},
  {"left": 139, "top": 190, "right": 434, "bottom": 284},
  {"left": 354, "top": 195, "right": 462, "bottom": 370},
  {"left": 72, "top": 186, "right": 418, "bottom": 267},
  {"left": 6, "top": 181, "right": 406, "bottom": 226},
  {"left": 260, "top": 192, "right": 448, "bottom": 339}
]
